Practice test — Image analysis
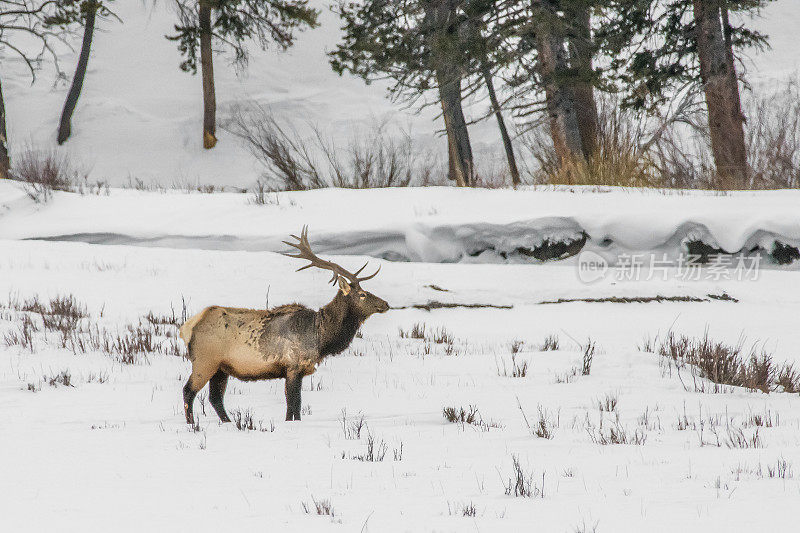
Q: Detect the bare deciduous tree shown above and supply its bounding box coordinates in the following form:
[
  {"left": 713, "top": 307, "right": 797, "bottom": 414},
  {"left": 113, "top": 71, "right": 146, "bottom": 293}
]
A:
[{"left": 0, "top": 1, "right": 78, "bottom": 177}]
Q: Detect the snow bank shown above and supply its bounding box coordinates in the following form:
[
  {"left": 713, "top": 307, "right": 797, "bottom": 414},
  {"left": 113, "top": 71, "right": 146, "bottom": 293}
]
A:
[{"left": 1, "top": 181, "right": 799, "bottom": 266}]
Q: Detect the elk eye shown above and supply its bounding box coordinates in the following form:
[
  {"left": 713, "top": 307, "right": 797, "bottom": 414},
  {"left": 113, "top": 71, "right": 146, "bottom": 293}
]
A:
[{"left": 359, "top": 293, "right": 366, "bottom": 299}]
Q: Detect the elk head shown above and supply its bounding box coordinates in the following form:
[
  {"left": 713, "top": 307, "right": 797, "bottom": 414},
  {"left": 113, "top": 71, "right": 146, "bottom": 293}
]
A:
[{"left": 282, "top": 226, "right": 389, "bottom": 318}]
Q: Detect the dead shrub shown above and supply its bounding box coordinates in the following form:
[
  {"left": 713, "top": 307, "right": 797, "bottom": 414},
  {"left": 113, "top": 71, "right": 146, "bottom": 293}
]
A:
[
  {"left": 340, "top": 409, "right": 366, "bottom": 440},
  {"left": 554, "top": 366, "right": 579, "bottom": 384},
  {"left": 85, "top": 371, "right": 109, "bottom": 384},
  {"left": 3, "top": 314, "right": 37, "bottom": 351},
  {"left": 144, "top": 309, "right": 181, "bottom": 327},
  {"left": 111, "top": 326, "right": 156, "bottom": 365},
  {"left": 45, "top": 369, "right": 73, "bottom": 388},
  {"left": 534, "top": 406, "right": 556, "bottom": 439},
  {"left": 231, "top": 409, "right": 256, "bottom": 431},
  {"left": 523, "top": 80, "right": 800, "bottom": 190},
  {"left": 2, "top": 294, "right": 182, "bottom": 362},
  {"left": 227, "top": 103, "right": 440, "bottom": 190},
  {"left": 5, "top": 294, "right": 88, "bottom": 347},
  {"left": 12, "top": 146, "right": 86, "bottom": 201},
  {"left": 724, "top": 427, "right": 763, "bottom": 449},
  {"left": 587, "top": 420, "right": 647, "bottom": 446},
  {"left": 596, "top": 392, "right": 618, "bottom": 413},
  {"left": 654, "top": 332, "right": 799, "bottom": 393},
  {"left": 582, "top": 340, "right": 595, "bottom": 376},
  {"left": 497, "top": 353, "right": 528, "bottom": 377},
  {"left": 540, "top": 334, "right": 559, "bottom": 351},
  {"left": 767, "top": 458, "right": 793, "bottom": 479},
  {"left": 501, "top": 455, "right": 544, "bottom": 498},
  {"left": 443, "top": 405, "right": 502, "bottom": 431},
  {"left": 40, "top": 295, "right": 87, "bottom": 338},
  {"left": 746, "top": 80, "right": 800, "bottom": 189},
  {"left": 523, "top": 96, "right": 659, "bottom": 188},
  {"left": 46, "top": 295, "right": 87, "bottom": 318},
  {"left": 345, "top": 433, "right": 402, "bottom": 462},
  {"left": 443, "top": 405, "right": 480, "bottom": 425},
  {"left": 637, "top": 407, "right": 661, "bottom": 431},
  {"left": 777, "top": 365, "right": 800, "bottom": 393},
  {"left": 399, "top": 322, "right": 426, "bottom": 339},
  {"left": 230, "top": 408, "right": 274, "bottom": 432},
  {"left": 742, "top": 409, "right": 778, "bottom": 428},
  {"left": 430, "top": 327, "right": 454, "bottom": 345},
  {"left": 301, "top": 496, "right": 334, "bottom": 517},
  {"left": 448, "top": 501, "right": 477, "bottom": 517},
  {"left": 574, "top": 520, "right": 600, "bottom": 533}
]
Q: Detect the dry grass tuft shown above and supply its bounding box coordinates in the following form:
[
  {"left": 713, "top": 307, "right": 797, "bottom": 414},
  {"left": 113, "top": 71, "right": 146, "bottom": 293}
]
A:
[
  {"left": 443, "top": 405, "right": 503, "bottom": 431},
  {"left": 12, "top": 146, "right": 87, "bottom": 202},
  {"left": 582, "top": 340, "right": 596, "bottom": 376},
  {"left": 1, "top": 294, "right": 183, "bottom": 364},
  {"left": 227, "top": 104, "right": 441, "bottom": 190},
  {"left": 525, "top": 81, "right": 800, "bottom": 190},
  {"left": 540, "top": 334, "right": 560, "bottom": 351},
  {"left": 497, "top": 353, "right": 528, "bottom": 378},
  {"left": 230, "top": 408, "right": 275, "bottom": 432},
  {"left": 501, "top": 455, "right": 544, "bottom": 498},
  {"left": 652, "top": 332, "right": 799, "bottom": 393},
  {"left": 301, "top": 496, "right": 334, "bottom": 517}
]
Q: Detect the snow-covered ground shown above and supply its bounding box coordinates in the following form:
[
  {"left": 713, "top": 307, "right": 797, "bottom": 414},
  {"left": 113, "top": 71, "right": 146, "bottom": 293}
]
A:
[
  {"left": 3, "top": 0, "right": 799, "bottom": 187},
  {"left": 4, "top": 0, "right": 800, "bottom": 529},
  {"left": 2, "top": 185, "right": 800, "bottom": 531}
]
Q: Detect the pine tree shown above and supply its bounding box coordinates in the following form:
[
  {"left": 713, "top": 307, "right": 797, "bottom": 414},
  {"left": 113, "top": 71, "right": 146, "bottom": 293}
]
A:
[
  {"left": 462, "top": 0, "right": 521, "bottom": 186},
  {"left": 598, "top": 0, "right": 773, "bottom": 188},
  {"left": 168, "top": 0, "right": 318, "bottom": 149},
  {"left": 500, "top": 0, "right": 603, "bottom": 170},
  {"left": 331, "top": 0, "right": 479, "bottom": 187}
]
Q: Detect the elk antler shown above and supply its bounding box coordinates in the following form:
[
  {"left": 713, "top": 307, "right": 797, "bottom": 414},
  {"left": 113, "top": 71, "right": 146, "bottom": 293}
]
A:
[{"left": 282, "top": 226, "right": 380, "bottom": 286}]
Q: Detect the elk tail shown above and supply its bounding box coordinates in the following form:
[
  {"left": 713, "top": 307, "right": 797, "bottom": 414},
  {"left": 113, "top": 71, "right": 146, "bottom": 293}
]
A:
[{"left": 179, "top": 307, "right": 213, "bottom": 345}]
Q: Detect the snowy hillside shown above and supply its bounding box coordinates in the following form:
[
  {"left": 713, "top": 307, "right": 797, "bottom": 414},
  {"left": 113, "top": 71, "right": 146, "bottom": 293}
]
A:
[{"left": 3, "top": 0, "right": 799, "bottom": 187}]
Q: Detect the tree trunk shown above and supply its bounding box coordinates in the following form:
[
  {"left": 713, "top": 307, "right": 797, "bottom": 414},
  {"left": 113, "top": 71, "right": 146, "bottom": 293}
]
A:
[
  {"left": 423, "top": 0, "right": 474, "bottom": 187},
  {"left": 0, "top": 75, "right": 9, "bottom": 179},
  {"left": 482, "top": 64, "right": 520, "bottom": 187},
  {"left": 199, "top": 2, "right": 217, "bottom": 149},
  {"left": 568, "top": 3, "right": 600, "bottom": 159},
  {"left": 57, "top": 2, "right": 97, "bottom": 145},
  {"left": 437, "top": 71, "right": 475, "bottom": 187},
  {"left": 533, "top": 0, "right": 585, "bottom": 169},
  {"left": 447, "top": 135, "right": 457, "bottom": 182},
  {"left": 693, "top": 0, "right": 748, "bottom": 188}
]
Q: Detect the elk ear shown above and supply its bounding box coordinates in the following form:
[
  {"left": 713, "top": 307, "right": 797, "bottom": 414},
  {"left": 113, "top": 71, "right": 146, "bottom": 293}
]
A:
[{"left": 338, "top": 277, "right": 351, "bottom": 295}]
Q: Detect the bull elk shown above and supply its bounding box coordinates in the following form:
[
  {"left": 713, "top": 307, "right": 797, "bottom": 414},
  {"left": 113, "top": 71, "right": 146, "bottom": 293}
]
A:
[{"left": 178, "top": 227, "right": 389, "bottom": 424}]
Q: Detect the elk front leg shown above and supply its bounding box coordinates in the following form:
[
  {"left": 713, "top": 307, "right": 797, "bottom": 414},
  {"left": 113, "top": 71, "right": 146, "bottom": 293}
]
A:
[
  {"left": 183, "top": 361, "right": 216, "bottom": 425},
  {"left": 183, "top": 381, "right": 198, "bottom": 425},
  {"left": 285, "top": 372, "right": 303, "bottom": 421}
]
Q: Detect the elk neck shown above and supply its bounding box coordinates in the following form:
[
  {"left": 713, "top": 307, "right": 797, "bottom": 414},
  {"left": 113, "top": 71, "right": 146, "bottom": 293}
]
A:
[{"left": 316, "top": 290, "right": 363, "bottom": 356}]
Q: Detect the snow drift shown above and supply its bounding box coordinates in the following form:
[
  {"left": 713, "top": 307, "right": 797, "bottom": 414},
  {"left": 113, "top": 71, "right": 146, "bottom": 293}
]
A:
[{"left": 1, "top": 181, "right": 799, "bottom": 267}]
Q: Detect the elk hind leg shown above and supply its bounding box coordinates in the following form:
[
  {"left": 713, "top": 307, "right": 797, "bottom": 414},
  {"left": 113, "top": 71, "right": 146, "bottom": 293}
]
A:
[{"left": 209, "top": 370, "right": 231, "bottom": 423}]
